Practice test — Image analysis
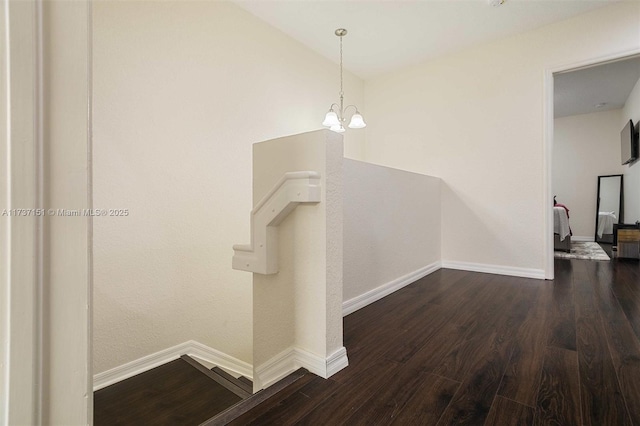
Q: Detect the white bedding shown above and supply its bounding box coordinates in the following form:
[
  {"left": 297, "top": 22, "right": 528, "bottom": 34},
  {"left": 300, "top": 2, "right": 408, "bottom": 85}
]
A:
[
  {"left": 597, "top": 211, "right": 617, "bottom": 238},
  {"left": 554, "top": 207, "right": 571, "bottom": 241}
]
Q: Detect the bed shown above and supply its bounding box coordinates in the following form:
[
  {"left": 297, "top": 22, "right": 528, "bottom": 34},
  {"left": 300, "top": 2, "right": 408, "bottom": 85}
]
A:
[
  {"left": 597, "top": 211, "right": 617, "bottom": 240},
  {"left": 554, "top": 206, "right": 571, "bottom": 252}
]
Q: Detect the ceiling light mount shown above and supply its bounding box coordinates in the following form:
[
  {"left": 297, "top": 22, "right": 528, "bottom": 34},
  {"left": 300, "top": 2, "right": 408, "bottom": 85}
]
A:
[{"left": 322, "top": 28, "right": 366, "bottom": 133}]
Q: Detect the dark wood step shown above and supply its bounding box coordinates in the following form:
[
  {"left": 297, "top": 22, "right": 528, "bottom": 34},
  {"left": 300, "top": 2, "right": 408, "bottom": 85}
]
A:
[
  {"left": 237, "top": 375, "right": 253, "bottom": 388},
  {"left": 198, "top": 368, "right": 310, "bottom": 426},
  {"left": 180, "top": 355, "right": 251, "bottom": 399},
  {"left": 94, "top": 358, "right": 242, "bottom": 426},
  {"left": 210, "top": 366, "right": 253, "bottom": 395}
]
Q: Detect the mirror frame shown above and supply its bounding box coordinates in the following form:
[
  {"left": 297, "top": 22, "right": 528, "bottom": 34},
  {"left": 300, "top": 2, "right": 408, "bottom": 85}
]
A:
[{"left": 595, "top": 174, "right": 624, "bottom": 243}]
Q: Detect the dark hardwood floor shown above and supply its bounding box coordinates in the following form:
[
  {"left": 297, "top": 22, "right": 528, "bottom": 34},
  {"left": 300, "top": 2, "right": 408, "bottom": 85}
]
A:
[
  {"left": 237, "top": 258, "right": 640, "bottom": 425},
  {"left": 93, "top": 258, "right": 640, "bottom": 425},
  {"left": 94, "top": 358, "right": 242, "bottom": 425}
]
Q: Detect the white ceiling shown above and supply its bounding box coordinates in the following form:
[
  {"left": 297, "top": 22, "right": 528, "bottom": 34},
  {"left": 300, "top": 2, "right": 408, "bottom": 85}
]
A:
[
  {"left": 554, "top": 56, "right": 640, "bottom": 118},
  {"left": 235, "top": 0, "right": 619, "bottom": 79}
]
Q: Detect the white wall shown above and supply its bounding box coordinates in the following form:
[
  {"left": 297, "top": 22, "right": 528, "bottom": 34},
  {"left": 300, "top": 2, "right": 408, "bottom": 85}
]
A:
[
  {"left": 252, "top": 130, "right": 344, "bottom": 388},
  {"left": 343, "top": 159, "right": 440, "bottom": 305},
  {"left": 623, "top": 76, "right": 640, "bottom": 223},
  {"left": 553, "top": 109, "right": 624, "bottom": 239},
  {"left": 364, "top": 2, "right": 640, "bottom": 274},
  {"left": 93, "top": 1, "right": 364, "bottom": 374}
]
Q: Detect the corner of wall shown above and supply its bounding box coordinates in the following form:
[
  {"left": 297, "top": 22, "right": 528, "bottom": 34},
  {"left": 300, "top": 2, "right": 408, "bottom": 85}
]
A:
[{"left": 253, "top": 346, "right": 348, "bottom": 392}]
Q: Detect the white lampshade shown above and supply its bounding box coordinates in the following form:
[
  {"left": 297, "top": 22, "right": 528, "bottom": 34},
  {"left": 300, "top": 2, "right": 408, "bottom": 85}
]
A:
[
  {"left": 322, "top": 111, "right": 340, "bottom": 127},
  {"left": 330, "top": 124, "right": 345, "bottom": 133},
  {"left": 348, "top": 113, "right": 366, "bottom": 129}
]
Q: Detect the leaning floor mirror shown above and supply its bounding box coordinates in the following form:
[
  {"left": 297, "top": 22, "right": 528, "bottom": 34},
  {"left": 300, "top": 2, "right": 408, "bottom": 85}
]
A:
[{"left": 595, "top": 174, "right": 624, "bottom": 244}]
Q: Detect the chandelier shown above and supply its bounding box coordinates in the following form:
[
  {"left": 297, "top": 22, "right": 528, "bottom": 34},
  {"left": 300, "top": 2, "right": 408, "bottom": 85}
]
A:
[{"left": 322, "top": 28, "right": 366, "bottom": 133}]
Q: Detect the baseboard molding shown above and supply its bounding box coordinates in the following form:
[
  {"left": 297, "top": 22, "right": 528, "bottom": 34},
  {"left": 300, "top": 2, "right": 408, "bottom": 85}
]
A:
[
  {"left": 342, "top": 261, "right": 441, "bottom": 316},
  {"left": 441, "top": 260, "right": 545, "bottom": 280},
  {"left": 188, "top": 340, "right": 252, "bottom": 378},
  {"left": 572, "top": 236, "right": 594, "bottom": 242},
  {"left": 326, "top": 347, "right": 349, "bottom": 377},
  {"left": 254, "top": 346, "right": 348, "bottom": 391},
  {"left": 93, "top": 340, "right": 252, "bottom": 391}
]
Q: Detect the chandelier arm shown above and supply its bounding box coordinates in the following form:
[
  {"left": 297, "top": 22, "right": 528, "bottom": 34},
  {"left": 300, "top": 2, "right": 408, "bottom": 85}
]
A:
[{"left": 343, "top": 105, "right": 360, "bottom": 115}]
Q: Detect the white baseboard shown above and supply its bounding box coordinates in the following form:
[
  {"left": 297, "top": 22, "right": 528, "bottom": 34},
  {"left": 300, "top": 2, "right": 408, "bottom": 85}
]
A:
[
  {"left": 93, "top": 340, "right": 252, "bottom": 391},
  {"left": 254, "top": 346, "right": 348, "bottom": 391},
  {"left": 342, "top": 261, "right": 441, "bottom": 316},
  {"left": 441, "top": 260, "right": 545, "bottom": 280},
  {"left": 326, "top": 347, "right": 349, "bottom": 377},
  {"left": 188, "top": 340, "right": 252, "bottom": 378},
  {"left": 572, "top": 236, "right": 594, "bottom": 242}
]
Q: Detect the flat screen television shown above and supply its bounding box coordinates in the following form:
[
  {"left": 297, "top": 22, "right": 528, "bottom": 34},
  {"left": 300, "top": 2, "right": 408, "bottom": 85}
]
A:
[{"left": 621, "top": 119, "right": 638, "bottom": 165}]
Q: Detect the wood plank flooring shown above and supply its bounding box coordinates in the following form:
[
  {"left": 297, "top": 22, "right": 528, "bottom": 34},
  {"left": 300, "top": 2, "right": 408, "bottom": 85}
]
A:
[
  {"left": 241, "top": 258, "right": 640, "bottom": 425},
  {"left": 94, "top": 358, "right": 242, "bottom": 425}
]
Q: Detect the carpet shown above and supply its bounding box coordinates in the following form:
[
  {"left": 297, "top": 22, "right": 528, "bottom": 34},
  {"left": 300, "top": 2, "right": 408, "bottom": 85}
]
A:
[{"left": 554, "top": 241, "right": 610, "bottom": 261}]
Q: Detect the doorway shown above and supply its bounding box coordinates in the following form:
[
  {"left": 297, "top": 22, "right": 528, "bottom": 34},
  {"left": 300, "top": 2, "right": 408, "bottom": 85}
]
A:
[{"left": 547, "top": 53, "right": 640, "bottom": 271}]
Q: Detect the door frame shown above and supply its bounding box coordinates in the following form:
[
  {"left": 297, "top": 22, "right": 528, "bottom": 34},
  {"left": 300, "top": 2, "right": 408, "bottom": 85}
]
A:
[
  {"left": 543, "top": 48, "right": 640, "bottom": 280},
  {"left": 1, "top": 0, "right": 42, "bottom": 423},
  {"left": 1, "top": 0, "right": 93, "bottom": 423}
]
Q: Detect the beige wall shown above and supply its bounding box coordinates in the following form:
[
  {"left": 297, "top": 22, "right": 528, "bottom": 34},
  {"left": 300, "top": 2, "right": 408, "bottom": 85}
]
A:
[
  {"left": 343, "top": 159, "right": 440, "bottom": 303},
  {"left": 553, "top": 110, "right": 624, "bottom": 239},
  {"left": 623, "top": 76, "right": 640, "bottom": 223},
  {"left": 92, "top": 0, "right": 364, "bottom": 373},
  {"left": 364, "top": 2, "right": 640, "bottom": 273}
]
